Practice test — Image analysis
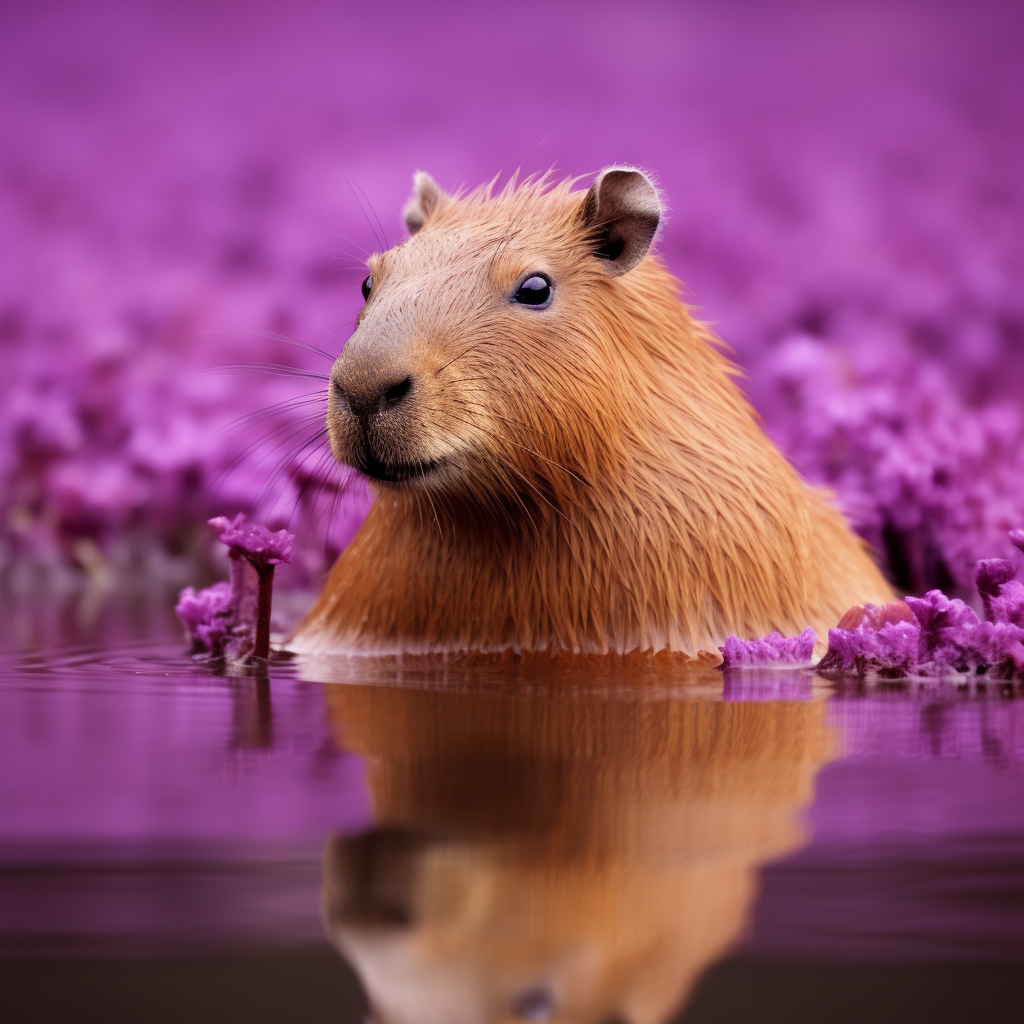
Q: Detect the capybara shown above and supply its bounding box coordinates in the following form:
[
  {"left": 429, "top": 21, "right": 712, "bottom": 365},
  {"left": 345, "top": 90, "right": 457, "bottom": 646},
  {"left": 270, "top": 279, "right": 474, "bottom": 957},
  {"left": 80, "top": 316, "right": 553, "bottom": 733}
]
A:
[{"left": 291, "top": 168, "right": 891, "bottom": 656}]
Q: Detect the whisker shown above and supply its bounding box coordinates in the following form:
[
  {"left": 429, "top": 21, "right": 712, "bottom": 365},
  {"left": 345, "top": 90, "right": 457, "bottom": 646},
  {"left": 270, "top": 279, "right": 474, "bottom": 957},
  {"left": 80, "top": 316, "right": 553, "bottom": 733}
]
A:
[
  {"left": 216, "top": 392, "right": 327, "bottom": 437},
  {"left": 449, "top": 390, "right": 567, "bottom": 451},
  {"left": 252, "top": 424, "right": 330, "bottom": 509},
  {"left": 434, "top": 343, "right": 479, "bottom": 376},
  {"left": 501, "top": 438, "right": 588, "bottom": 486},
  {"left": 203, "top": 363, "right": 332, "bottom": 382},
  {"left": 201, "top": 330, "right": 336, "bottom": 363},
  {"left": 515, "top": 134, "right": 552, "bottom": 174},
  {"left": 196, "top": 414, "right": 324, "bottom": 515},
  {"left": 250, "top": 428, "right": 335, "bottom": 529},
  {"left": 314, "top": 224, "right": 373, "bottom": 259},
  {"left": 486, "top": 235, "right": 515, "bottom": 274},
  {"left": 453, "top": 412, "right": 587, "bottom": 486},
  {"left": 235, "top": 411, "right": 325, "bottom": 468},
  {"left": 421, "top": 485, "right": 445, "bottom": 542},
  {"left": 288, "top": 448, "right": 343, "bottom": 533},
  {"left": 350, "top": 177, "right": 390, "bottom": 251},
  {"left": 300, "top": 254, "right": 367, "bottom": 275},
  {"left": 479, "top": 410, "right": 558, "bottom": 447},
  {"left": 344, "top": 174, "right": 385, "bottom": 253},
  {"left": 442, "top": 412, "right": 582, "bottom": 534},
  {"left": 323, "top": 469, "right": 366, "bottom": 560}
]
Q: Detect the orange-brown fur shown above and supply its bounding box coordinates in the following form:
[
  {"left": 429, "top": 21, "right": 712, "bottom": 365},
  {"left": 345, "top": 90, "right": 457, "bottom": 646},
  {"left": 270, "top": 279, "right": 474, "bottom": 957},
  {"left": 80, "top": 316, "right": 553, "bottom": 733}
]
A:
[
  {"left": 320, "top": 676, "right": 836, "bottom": 1023},
  {"left": 292, "top": 173, "right": 891, "bottom": 657}
]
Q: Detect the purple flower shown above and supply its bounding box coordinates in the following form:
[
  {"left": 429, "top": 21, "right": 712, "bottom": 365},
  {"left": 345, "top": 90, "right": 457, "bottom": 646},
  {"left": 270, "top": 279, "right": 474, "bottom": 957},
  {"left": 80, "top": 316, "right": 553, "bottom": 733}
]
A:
[
  {"left": 987, "top": 580, "right": 1024, "bottom": 630},
  {"left": 2, "top": 3, "right": 1021, "bottom": 590},
  {"left": 174, "top": 582, "right": 234, "bottom": 655},
  {"left": 758, "top": 337, "right": 1024, "bottom": 596},
  {"left": 967, "top": 620, "right": 1024, "bottom": 675},
  {"left": 976, "top": 559, "right": 1019, "bottom": 621},
  {"left": 208, "top": 514, "right": 293, "bottom": 566},
  {"left": 176, "top": 516, "right": 294, "bottom": 661},
  {"left": 817, "top": 605, "right": 921, "bottom": 678},
  {"left": 719, "top": 627, "right": 816, "bottom": 669},
  {"left": 904, "top": 590, "right": 980, "bottom": 667},
  {"left": 818, "top": 529, "right": 1024, "bottom": 680}
]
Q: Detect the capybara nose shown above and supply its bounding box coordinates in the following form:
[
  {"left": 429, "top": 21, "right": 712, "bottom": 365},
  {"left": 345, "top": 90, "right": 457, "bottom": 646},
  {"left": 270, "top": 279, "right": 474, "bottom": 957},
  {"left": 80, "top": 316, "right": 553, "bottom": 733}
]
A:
[{"left": 337, "top": 373, "right": 414, "bottom": 419}]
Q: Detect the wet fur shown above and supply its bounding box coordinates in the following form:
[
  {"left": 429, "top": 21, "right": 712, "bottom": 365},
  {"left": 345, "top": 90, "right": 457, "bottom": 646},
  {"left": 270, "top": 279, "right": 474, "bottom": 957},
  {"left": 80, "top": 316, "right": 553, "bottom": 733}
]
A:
[{"left": 292, "top": 176, "right": 892, "bottom": 656}]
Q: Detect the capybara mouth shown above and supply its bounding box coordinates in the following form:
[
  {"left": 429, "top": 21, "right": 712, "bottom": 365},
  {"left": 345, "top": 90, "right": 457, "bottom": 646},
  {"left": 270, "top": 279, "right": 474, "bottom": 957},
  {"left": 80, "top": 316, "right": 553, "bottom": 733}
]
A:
[{"left": 357, "top": 451, "right": 445, "bottom": 485}]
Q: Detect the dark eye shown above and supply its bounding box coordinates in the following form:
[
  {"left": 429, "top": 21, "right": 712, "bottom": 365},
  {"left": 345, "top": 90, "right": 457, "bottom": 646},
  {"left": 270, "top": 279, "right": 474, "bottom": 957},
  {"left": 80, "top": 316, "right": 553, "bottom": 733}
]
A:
[
  {"left": 361, "top": 274, "right": 372, "bottom": 301},
  {"left": 513, "top": 274, "right": 552, "bottom": 307}
]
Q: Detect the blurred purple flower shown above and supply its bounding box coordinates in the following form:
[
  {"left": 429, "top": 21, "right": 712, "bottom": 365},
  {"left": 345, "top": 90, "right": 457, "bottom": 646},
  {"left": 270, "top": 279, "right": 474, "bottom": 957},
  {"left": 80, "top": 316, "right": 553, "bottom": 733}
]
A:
[
  {"left": 976, "top": 558, "right": 1019, "bottom": 621},
  {"left": 1, "top": 3, "right": 1021, "bottom": 590},
  {"left": 174, "top": 580, "right": 233, "bottom": 655},
  {"left": 759, "top": 336, "right": 1024, "bottom": 595}
]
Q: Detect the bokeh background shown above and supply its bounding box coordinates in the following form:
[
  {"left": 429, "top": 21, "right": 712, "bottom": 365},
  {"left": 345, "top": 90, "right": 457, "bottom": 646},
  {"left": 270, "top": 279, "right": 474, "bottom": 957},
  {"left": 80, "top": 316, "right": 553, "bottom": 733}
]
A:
[{"left": 2, "top": 0, "right": 1022, "bottom": 598}]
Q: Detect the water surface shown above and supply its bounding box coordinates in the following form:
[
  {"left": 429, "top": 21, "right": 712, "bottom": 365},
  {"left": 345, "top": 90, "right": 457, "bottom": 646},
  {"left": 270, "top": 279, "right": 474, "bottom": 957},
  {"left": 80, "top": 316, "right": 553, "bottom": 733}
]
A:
[{"left": 1, "top": 597, "right": 1021, "bottom": 1023}]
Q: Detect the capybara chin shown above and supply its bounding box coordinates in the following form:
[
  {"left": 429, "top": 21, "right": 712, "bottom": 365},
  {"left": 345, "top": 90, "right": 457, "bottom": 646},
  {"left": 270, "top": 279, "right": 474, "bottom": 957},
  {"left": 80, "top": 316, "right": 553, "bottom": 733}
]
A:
[{"left": 290, "top": 166, "right": 892, "bottom": 657}]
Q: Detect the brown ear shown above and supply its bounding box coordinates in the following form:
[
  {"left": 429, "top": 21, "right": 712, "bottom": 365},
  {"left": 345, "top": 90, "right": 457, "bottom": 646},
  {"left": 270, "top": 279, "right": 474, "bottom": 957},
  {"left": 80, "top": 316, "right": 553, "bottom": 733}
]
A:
[
  {"left": 582, "top": 166, "right": 662, "bottom": 276},
  {"left": 402, "top": 171, "right": 444, "bottom": 234}
]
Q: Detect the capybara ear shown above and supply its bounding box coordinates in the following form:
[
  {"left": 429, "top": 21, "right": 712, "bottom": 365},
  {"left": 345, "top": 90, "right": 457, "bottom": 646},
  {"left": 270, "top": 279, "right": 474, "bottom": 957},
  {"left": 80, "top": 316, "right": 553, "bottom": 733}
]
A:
[
  {"left": 582, "top": 166, "right": 662, "bottom": 276},
  {"left": 403, "top": 171, "right": 445, "bottom": 234}
]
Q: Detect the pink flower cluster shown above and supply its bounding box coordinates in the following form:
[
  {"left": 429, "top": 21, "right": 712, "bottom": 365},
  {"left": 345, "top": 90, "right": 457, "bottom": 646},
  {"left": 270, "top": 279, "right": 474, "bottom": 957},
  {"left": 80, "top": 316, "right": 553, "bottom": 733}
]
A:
[
  {"left": 174, "top": 580, "right": 234, "bottom": 654},
  {"left": 818, "top": 530, "right": 1024, "bottom": 680},
  {"left": 175, "top": 515, "right": 294, "bottom": 660},
  {"left": 207, "top": 514, "right": 294, "bottom": 567},
  {"left": 719, "top": 628, "right": 817, "bottom": 670},
  {"left": 759, "top": 338, "right": 1024, "bottom": 595}
]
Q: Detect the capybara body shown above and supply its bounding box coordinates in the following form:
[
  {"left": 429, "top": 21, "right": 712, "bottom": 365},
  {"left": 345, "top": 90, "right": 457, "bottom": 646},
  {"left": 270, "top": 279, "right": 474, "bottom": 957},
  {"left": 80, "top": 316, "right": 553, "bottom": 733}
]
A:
[{"left": 291, "top": 168, "right": 892, "bottom": 657}]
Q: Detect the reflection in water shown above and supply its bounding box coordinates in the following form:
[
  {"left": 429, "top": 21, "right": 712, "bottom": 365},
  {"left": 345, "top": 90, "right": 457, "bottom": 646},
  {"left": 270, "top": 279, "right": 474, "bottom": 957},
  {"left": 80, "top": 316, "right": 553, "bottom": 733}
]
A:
[
  {"left": 230, "top": 672, "right": 275, "bottom": 750},
  {"left": 316, "top": 672, "right": 836, "bottom": 1024},
  {"left": 1, "top": 611, "right": 1021, "bottom": 1021}
]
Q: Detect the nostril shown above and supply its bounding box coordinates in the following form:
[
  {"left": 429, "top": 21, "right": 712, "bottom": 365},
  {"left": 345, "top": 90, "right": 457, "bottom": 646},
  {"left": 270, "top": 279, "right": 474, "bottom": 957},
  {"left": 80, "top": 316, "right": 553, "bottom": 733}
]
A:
[
  {"left": 333, "top": 374, "right": 413, "bottom": 418},
  {"left": 331, "top": 380, "right": 350, "bottom": 410},
  {"left": 382, "top": 376, "right": 413, "bottom": 409}
]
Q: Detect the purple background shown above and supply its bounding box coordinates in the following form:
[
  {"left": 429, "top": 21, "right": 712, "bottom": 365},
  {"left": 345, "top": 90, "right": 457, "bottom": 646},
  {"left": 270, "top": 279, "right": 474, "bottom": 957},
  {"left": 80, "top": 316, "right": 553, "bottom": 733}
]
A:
[{"left": 2, "top": 0, "right": 1023, "bottom": 593}]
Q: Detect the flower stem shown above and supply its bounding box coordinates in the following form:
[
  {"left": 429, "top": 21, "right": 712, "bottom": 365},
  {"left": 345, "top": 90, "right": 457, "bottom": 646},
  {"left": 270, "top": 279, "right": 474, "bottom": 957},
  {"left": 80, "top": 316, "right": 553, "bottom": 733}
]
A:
[{"left": 254, "top": 563, "right": 275, "bottom": 660}]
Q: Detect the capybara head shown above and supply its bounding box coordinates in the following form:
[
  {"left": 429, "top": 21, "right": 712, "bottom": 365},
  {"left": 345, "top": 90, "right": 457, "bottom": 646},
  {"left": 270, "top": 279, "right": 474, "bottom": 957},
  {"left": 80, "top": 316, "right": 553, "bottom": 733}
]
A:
[{"left": 327, "top": 168, "right": 662, "bottom": 498}]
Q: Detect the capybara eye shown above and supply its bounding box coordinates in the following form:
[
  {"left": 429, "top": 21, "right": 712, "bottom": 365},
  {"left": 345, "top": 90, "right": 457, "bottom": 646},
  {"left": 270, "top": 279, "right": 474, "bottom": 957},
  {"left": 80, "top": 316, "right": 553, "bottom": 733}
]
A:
[
  {"left": 361, "top": 274, "right": 372, "bottom": 301},
  {"left": 513, "top": 274, "right": 552, "bottom": 307}
]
